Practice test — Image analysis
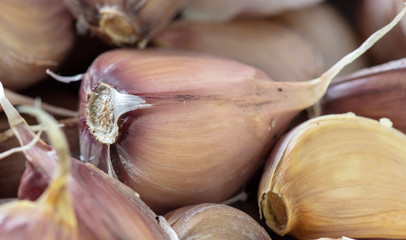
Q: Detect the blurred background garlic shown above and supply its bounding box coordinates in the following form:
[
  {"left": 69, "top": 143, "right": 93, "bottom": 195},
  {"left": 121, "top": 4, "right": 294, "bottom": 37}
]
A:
[
  {"left": 258, "top": 113, "right": 406, "bottom": 239},
  {"left": 277, "top": 2, "right": 368, "bottom": 76},
  {"left": 181, "top": 0, "right": 324, "bottom": 22},
  {"left": 153, "top": 19, "right": 323, "bottom": 82},
  {"left": 359, "top": 0, "right": 406, "bottom": 64},
  {"left": 165, "top": 203, "right": 271, "bottom": 240},
  {"left": 0, "top": 0, "right": 75, "bottom": 90},
  {"left": 321, "top": 58, "right": 406, "bottom": 133},
  {"left": 64, "top": 0, "right": 188, "bottom": 46}
]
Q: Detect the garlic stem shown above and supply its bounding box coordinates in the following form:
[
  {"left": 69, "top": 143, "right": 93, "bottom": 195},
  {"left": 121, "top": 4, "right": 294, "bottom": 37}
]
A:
[
  {"left": 278, "top": 3, "right": 406, "bottom": 112},
  {"left": 314, "top": 2, "right": 406, "bottom": 94},
  {"left": 0, "top": 83, "right": 27, "bottom": 129}
]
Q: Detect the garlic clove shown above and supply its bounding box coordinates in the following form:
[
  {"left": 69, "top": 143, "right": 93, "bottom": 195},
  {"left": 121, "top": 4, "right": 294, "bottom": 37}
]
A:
[
  {"left": 64, "top": 0, "right": 188, "bottom": 46},
  {"left": 165, "top": 203, "right": 271, "bottom": 240},
  {"left": 153, "top": 19, "right": 323, "bottom": 82},
  {"left": 277, "top": 2, "right": 368, "bottom": 76},
  {"left": 321, "top": 58, "right": 406, "bottom": 133},
  {"left": 78, "top": 4, "right": 406, "bottom": 214},
  {"left": 0, "top": 82, "right": 179, "bottom": 239},
  {"left": 79, "top": 50, "right": 300, "bottom": 212},
  {"left": 0, "top": 104, "right": 78, "bottom": 239},
  {"left": 0, "top": 0, "right": 75, "bottom": 90},
  {"left": 181, "top": 0, "right": 324, "bottom": 22},
  {"left": 258, "top": 113, "right": 406, "bottom": 239}
]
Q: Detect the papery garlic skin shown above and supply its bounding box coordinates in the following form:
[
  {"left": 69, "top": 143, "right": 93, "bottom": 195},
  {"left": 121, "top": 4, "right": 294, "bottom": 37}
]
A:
[
  {"left": 258, "top": 113, "right": 406, "bottom": 239},
  {"left": 0, "top": 0, "right": 74, "bottom": 90},
  {"left": 165, "top": 203, "right": 271, "bottom": 240},
  {"left": 182, "top": 0, "right": 324, "bottom": 22},
  {"left": 64, "top": 0, "right": 187, "bottom": 46}
]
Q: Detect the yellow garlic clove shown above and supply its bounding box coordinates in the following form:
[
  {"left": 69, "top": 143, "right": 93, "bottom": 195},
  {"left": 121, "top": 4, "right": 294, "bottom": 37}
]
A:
[
  {"left": 321, "top": 58, "right": 406, "bottom": 133},
  {"left": 0, "top": 0, "right": 75, "bottom": 90},
  {"left": 277, "top": 2, "right": 368, "bottom": 76},
  {"left": 153, "top": 19, "right": 323, "bottom": 82},
  {"left": 64, "top": 0, "right": 188, "bottom": 46},
  {"left": 258, "top": 113, "right": 406, "bottom": 239},
  {"left": 181, "top": 0, "right": 324, "bottom": 22},
  {"left": 165, "top": 203, "right": 271, "bottom": 240}
]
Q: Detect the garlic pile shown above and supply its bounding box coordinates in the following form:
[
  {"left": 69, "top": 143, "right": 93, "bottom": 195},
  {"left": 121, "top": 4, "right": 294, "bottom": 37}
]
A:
[{"left": 2, "top": 1, "right": 406, "bottom": 240}]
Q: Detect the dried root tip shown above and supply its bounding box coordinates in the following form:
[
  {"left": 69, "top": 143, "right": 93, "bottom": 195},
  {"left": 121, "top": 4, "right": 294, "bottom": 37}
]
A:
[
  {"left": 261, "top": 192, "right": 289, "bottom": 235},
  {"left": 99, "top": 6, "right": 137, "bottom": 45},
  {"left": 86, "top": 82, "right": 152, "bottom": 144}
]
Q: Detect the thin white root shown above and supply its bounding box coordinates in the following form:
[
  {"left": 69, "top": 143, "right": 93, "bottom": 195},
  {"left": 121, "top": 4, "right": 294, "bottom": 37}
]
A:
[
  {"left": 4, "top": 88, "right": 77, "bottom": 118},
  {"left": 0, "top": 123, "right": 64, "bottom": 142},
  {"left": 221, "top": 190, "right": 249, "bottom": 205},
  {"left": 0, "top": 130, "right": 42, "bottom": 159},
  {"left": 46, "top": 69, "right": 83, "bottom": 83}
]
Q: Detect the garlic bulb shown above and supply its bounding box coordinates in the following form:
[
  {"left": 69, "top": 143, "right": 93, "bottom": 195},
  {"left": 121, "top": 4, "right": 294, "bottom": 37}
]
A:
[
  {"left": 0, "top": 0, "right": 75, "bottom": 90},
  {"left": 77, "top": 4, "right": 406, "bottom": 214},
  {"left": 277, "top": 2, "right": 368, "bottom": 76},
  {"left": 0, "top": 105, "right": 78, "bottom": 239},
  {"left": 153, "top": 19, "right": 323, "bottom": 82},
  {"left": 258, "top": 113, "right": 406, "bottom": 239},
  {"left": 321, "top": 58, "right": 406, "bottom": 133},
  {"left": 359, "top": 0, "right": 406, "bottom": 63},
  {"left": 165, "top": 203, "right": 271, "bottom": 240},
  {"left": 64, "top": 0, "right": 188, "bottom": 46},
  {"left": 182, "top": 0, "right": 324, "bottom": 22},
  {"left": 0, "top": 82, "right": 178, "bottom": 239}
]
